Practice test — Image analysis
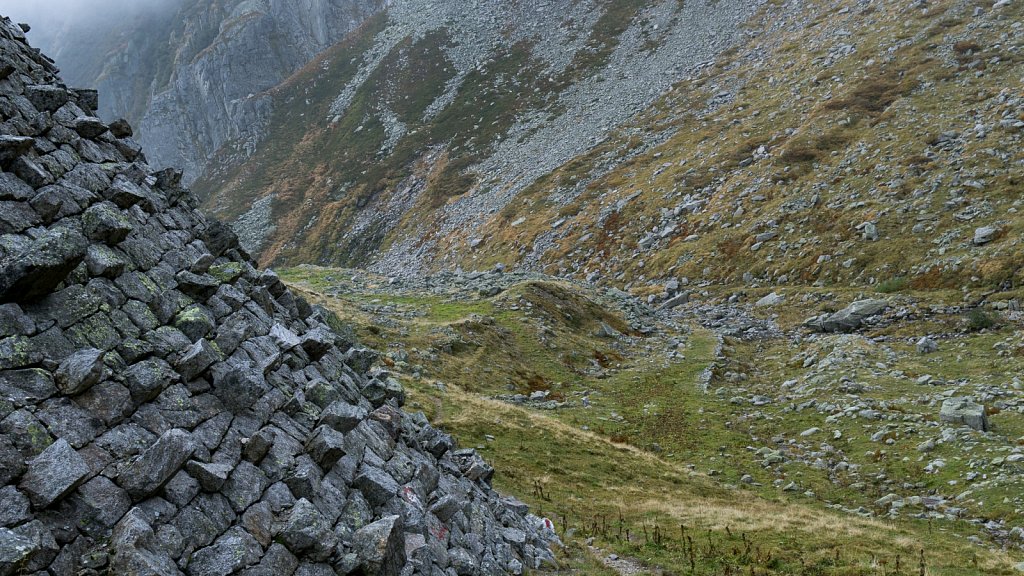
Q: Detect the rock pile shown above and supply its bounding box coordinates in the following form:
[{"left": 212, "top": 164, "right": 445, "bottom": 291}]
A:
[{"left": 0, "top": 17, "right": 554, "bottom": 576}]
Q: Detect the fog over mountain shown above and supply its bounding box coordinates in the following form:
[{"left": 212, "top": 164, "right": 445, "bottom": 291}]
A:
[
  {"left": 0, "top": 0, "right": 182, "bottom": 52},
  {"left": 0, "top": 0, "right": 184, "bottom": 128},
  {"left": 0, "top": 0, "right": 181, "bottom": 29},
  {"left": 0, "top": 0, "right": 384, "bottom": 187}
]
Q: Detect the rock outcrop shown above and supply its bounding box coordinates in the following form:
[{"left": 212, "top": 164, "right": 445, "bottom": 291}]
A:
[{"left": 0, "top": 16, "right": 554, "bottom": 576}]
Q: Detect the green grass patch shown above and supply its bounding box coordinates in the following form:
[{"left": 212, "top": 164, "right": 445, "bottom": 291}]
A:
[{"left": 875, "top": 277, "right": 909, "bottom": 294}]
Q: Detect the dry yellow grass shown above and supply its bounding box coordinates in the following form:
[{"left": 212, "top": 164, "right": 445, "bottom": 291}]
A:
[{"left": 433, "top": 383, "right": 1022, "bottom": 573}]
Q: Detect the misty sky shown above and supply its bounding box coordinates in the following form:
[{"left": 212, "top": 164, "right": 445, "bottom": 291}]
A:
[{"left": 0, "top": 0, "right": 180, "bottom": 32}]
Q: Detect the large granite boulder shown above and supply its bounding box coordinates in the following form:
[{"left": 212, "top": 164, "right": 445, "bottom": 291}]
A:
[
  {"left": 804, "top": 299, "right": 890, "bottom": 333},
  {"left": 940, "top": 397, "right": 989, "bottom": 432}
]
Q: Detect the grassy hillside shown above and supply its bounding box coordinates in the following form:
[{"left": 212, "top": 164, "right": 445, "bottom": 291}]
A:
[{"left": 283, "top": 266, "right": 1024, "bottom": 574}]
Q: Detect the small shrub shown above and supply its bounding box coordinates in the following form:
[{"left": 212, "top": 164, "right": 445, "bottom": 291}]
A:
[
  {"left": 426, "top": 154, "right": 478, "bottom": 208},
  {"left": 910, "top": 266, "right": 959, "bottom": 290},
  {"left": 876, "top": 277, "right": 908, "bottom": 293},
  {"left": 822, "top": 70, "right": 915, "bottom": 116},
  {"left": 902, "top": 154, "right": 933, "bottom": 167},
  {"left": 779, "top": 128, "right": 856, "bottom": 167},
  {"left": 779, "top": 141, "right": 822, "bottom": 164},
  {"left": 965, "top": 308, "right": 995, "bottom": 331},
  {"left": 953, "top": 40, "right": 981, "bottom": 56}
]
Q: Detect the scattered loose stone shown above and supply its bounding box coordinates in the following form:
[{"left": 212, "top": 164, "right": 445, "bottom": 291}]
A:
[
  {"left": 805, "top": 299, "right": 889, "bottom": 333},
  {"left": 974, "top": 226, "right": 998, "bottom": 246},
  {"left": 755, "top": 292, "right": 784, "bottom": 307},
  {"left": 916, "top": 337, "right": 938, "bottom": 354}
]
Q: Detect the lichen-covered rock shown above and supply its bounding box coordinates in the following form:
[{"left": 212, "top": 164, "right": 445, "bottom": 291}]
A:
[
  {"left": 0, "top": 485, "right": 30, "bottom": 527},
  {"left": 351, "top": 515, "right": 405, "bottom": 576},
  {"left": 940, "top": 397, "right": 989, "bottom": 432},
  {"left": 187, "top": 527, "right": 262, "bottom": 576},
  {"left": 18, "top": 439, "right": 89, "bottom": 508},
  {"left": 278, "top": 498, "right": 335, "bottom": 560},
  {"left": 355, "top": 465, "right": 400, "bottom": 508},
  {"left": 0, "top": 369, "right": 55, "bottom": 407},
  {"left": 0, "top": 225, "right": 88, "bottom": 302},
  {"left": 74, "top": 476, "right": 132, "bottom": 535},
  {"left": 24, "top": 84, "right": 68, "bottom": 112},
  {"left": 85, "top": 243, "right": 127, "bottom": 277},
  {"left": 53, "top": 348, "right": 105, "bottom": 395},
  {"left": 306, "top": 425, "right": 345, "bottom": 469},
  {"left": 108, "top": 508, "right": 183, "bottom": 576},
  {"left": 81, "top": 201, "right": 133, "bottom": 244},
  {"left": 122, "top": 357, "right": 176, "bottom": 403},
  {"left": 0, "top": 136, "right": 34, "bottom": 167},
  {"left": 320, "top": 400, "right": 367, "bottom": 433},
  {"left": 72, "top": 116, "right": 107, "bottom": 138},
  {"left": 176, "top": 338, "right": 220, "bottom": 381},
  {"left": 117, "top": 429, "right": 196, "bottom": 500},
  {"left": 0, "top": 16, "right": 555, "bottom": 575},
  {"left": 0, "top": 526, "right": 35, "bottom": 575}
]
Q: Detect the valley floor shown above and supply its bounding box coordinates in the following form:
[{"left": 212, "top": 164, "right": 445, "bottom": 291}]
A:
[{"left": 282, "top": 265, "right": 1024, "bottom": 574}]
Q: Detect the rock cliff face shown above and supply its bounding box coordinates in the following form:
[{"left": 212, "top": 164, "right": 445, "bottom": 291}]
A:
[
  {"left": 23, "top": 0, "right": 386, "bottom": 185},
  {"left": 0, "top": 16, "right": 554, "bottom": 576},
  {"left": 138, "top": 0, "right": 387, "bottom": 185}
]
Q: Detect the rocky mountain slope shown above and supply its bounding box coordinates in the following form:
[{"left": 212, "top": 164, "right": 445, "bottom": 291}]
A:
[
  {"left": 187, "top": 0, "right": 1020, "bottom": 310},
  {"left": 196, "top": 0, "right": 766, "bottom": 266},
  {"left": 0, "top": 17, "right": 555, "bottom": 575}
]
